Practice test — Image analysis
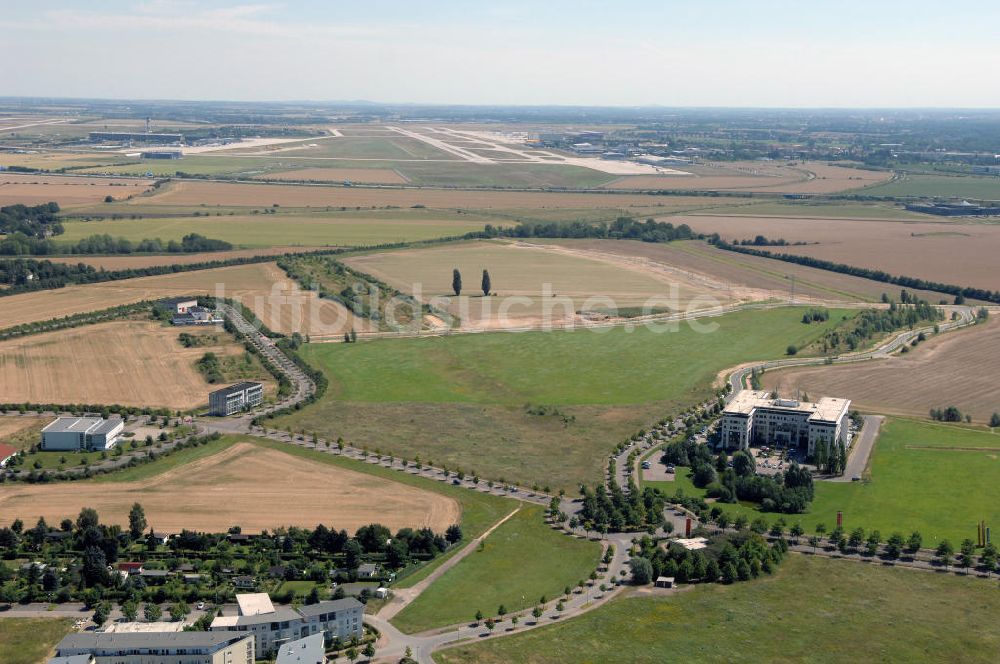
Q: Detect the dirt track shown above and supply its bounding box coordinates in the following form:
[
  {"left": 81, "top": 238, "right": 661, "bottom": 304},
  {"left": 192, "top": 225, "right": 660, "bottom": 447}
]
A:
[{"left": 0, "top": 442, "right": 461, "bottom": 533}]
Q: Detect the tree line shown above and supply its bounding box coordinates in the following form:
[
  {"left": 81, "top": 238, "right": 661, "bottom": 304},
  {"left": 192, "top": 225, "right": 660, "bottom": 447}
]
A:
[
  {"left": 0, "top": 202, "right": 62, "bottom": 238},
  {"left": 629, "top": 531, "right": 787, "bottom": 586},
  {"left": 473, "top": 216, "right": 700, "bottom": 244}
]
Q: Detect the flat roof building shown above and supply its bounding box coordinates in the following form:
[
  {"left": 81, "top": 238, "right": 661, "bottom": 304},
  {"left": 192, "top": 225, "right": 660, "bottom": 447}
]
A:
[
  {"left": 41, "top": 417, "right": 123, "bottom": 452},
  {"left": 209, "top": 382, "right": 264, "bottom": 417},
  {"left": 89, "top": 131, "right": 183, "bottom": 145},
  {"left": 212, "top": 595, "right": 362, "bottom": 658},
  {"left": 276, "top": 632, "right": 326, "bottom": 664},
  {"left": 720, "top": 390, "right": 850, "bottom": 455},
  {"left": 54, "top": 631, "right": 253, "bottom": 664}
]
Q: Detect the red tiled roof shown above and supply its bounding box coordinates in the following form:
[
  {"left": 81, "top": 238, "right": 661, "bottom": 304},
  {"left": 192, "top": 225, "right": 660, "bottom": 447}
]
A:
[{"left": 0, "top": 444, "right": 19, "bottom": 461}]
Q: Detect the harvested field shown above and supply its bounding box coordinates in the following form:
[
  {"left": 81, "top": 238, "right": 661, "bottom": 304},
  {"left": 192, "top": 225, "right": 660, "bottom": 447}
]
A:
[
  {"left": 604, "top": 162, "right": 889, "bottom": 193},
  {"left": 46, "top": 246, "right": 326, "bottom": 270},
  {"left": 677, "top": 214, "right": 1000, "bottom": 292},
  {"left": 343, "top": 240, "right": 730, "bottom": 328},
  {"left": 535, "top": 239, "right": 963, "bottom": 304},
  {"left": 0, "top": 262, "right": 358, "bottom": 337},
  {"left": 131, "top": 179, "right": 688, "bottom": 210},
  {"left": 0, "top": 416, "right": 44, "bottom": 441},
  {"left": 254, "top": 167, "right": 408, "bottom": 183},
  {"left": 0, "top": 321, "right": 275, "bottom": 409},
  {"left": 0, "top": 173, "right": 154, "bottom": 206},
  {"left": 762, "top": 318, "right": 1000, "bottom": 422},
  {"left": 58, "top": 212, "right": 487, "bottom": 247},
  {"left": 0, "top": 441, "right": 460, "bottom": 533}
]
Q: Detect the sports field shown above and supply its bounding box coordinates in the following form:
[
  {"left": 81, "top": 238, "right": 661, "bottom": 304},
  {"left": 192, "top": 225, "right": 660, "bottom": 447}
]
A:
[
  {"left": 0, "top": 439, "right": 460, "bottom": 533},
  {"left": 278, "top": 307, "right": 852, "bottom": 489},
  {"left": 392, "top": 506, "right": 601, "bottom": 633},
  {"left": 763, "top": 318, "right": 1000, "bottom": 422},
  {"left": 58, "top": 212, "right": 488, "bottom": 248},
  {"left": 0, "top": 618, "right": 75, "bottom": 664},
  {"left": 343, "top": 240, "right": 732, "bottom": 328},
  {"left": 0, "top": 321, "right": 274, "bottom": 409},
  {"left": 436, "top": 555, "right": 1000, "bottom": 664}
]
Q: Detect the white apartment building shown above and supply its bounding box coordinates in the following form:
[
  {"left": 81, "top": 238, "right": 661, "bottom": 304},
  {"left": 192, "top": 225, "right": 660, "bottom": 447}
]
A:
[
  {"left": 211, "top": 594, "right": 363, "bottom": 657},
  {"left": 720, "top": 390, "right": 851, "bottom": 455}
]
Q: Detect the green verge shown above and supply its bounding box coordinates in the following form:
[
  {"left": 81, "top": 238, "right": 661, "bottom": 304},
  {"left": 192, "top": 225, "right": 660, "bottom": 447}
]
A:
[
  {"left": 391, "top": 505, "right": 601, "bottom": 634},
  {"left": 648, "top": 418, "right": 1000, "bottom": 546},
  {"left": 277, "top": 307, "right": 853, "bottom": 490},
  {"left": 0, "top": 618, "right": 75, "bottom": 664},
  {"left": 435, "top": 554, "right": 1000, "bottom": 664}
]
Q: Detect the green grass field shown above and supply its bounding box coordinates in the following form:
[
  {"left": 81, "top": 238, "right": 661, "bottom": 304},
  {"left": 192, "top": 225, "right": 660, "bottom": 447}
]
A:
[
  {"left": 57, "top": 213, "right": 489, "bottom": 248},
  {"left": 650, "top": 418, "right": 1000, "bottom": 546},
  {"left": 278, "top": 307, "right": 853, "bottom": 490},
  {"left": 864, "top": 173, "right": 1000, "bottom": 200},
  {"left": 694, "top": 200, "right": 934, "bottom": 220},
  {"left": 0, "top": 618, "right": 75, "bottom": 664},
  {"left": 435, "top": 554, "right": 1000, "bottom": 664},
  {"left": 391, "top": 505, "right": 600, "bottom": 634}
]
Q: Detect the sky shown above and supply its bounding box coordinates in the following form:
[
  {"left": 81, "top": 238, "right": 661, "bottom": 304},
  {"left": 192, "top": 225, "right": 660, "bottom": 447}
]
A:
[{"left": 3, "top": 0, "right": 1000, "bottom": 107}]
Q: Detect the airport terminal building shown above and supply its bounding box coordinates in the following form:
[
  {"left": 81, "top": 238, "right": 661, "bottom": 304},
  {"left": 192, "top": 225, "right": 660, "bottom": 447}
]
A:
[{"left": 720, "top": 390, "right": 850, "bottom": 454}]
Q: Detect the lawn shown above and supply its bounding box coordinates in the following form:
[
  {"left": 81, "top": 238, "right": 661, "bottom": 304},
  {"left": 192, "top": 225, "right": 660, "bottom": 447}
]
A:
[
  {"left": 391, "top": 505, "right": 601, "bottom": 634},
  {"left": 435, "top": 554, "right": 1000, "bottom": 664},
  {"left": 278, "top": 307, "right": 852, "bottom": 489},
  {"left": 0, "top": 618, "right": 75, "bottom": 664},
  {"left": 57, "top": 213, "right": 488, "bottom": 248},
  {"left": 648, "top": 418, "right": 1000, "bottom": 546}
]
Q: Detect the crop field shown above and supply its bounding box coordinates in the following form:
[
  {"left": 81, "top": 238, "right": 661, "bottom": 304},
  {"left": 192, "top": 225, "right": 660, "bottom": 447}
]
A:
[
  {"left": 604, "top": 162, "right": 890, "bottom": 193},
  {"left": 691, "top": 199, "right": 933, "bottom": 221},
  {"left": 126, "top": 179, "right": 689, "bottom": 211},
  {"left": 343, "top": 240, "right": 732, "bottom": 328},
  {"left": 45, "top": 246, "right": 326, "bottom": 270},
  {"left": 0, "top": 262, "right": 286, "bottom": 328},
  {"left": 436, "top": 555, "right": 1000, "bottom": 664},
  {"left": 762, "top": 319, "right": 1000, "bottom": 422},
  {"left": 254, "top": 167, "right": 409, "bottom": 183},
  {"left": 391, "top": 506, "right": 601, "bottom": 633},
  {"left": 0, "top": 173, "right": 155, "bottom": 206},
  {"left": 535, "top": 239, "right": 956, "bottom": 304},
  {"left": 863, "top": 172, "right": 1000, "bottom": 200},
  {"left": 0, "top": 618, "right": 75, "bottom": 664},
  {"left": 57, "top": 212, "right": 488, "bottom": 248},
  {"left": 677, "top": 214, "right": 1000, "bottom": 292},
  {"left": 0, "top": 440, "right": 461, "bottom": 533},
  {"left": 277, "top": 307, "right": 852, "bottom": 489},
  {"left": 656, "top": 419, "right": 1000, "bottom": 546},
  {"left": 0, "top": 321, "right": 275, "bottom": 409}
]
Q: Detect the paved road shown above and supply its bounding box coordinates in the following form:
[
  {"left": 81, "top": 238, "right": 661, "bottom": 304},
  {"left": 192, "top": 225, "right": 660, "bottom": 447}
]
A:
[
  {"left": 830, "top": 415, "right": 883, "bottom": 482},
  {"left": 727, "top": 305, "right": 976, "bottom": 395}
]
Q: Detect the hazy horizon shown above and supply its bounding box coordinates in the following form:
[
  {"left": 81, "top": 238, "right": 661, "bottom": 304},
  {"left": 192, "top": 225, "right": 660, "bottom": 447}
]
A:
[{"left": 4, "top": 0, "right": 1000, "bottom": 108}]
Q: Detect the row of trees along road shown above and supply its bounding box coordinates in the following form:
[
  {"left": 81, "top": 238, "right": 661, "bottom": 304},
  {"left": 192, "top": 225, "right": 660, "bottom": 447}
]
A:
[{"left": 452, "top": 268, "right": 491, "bottom": 296}]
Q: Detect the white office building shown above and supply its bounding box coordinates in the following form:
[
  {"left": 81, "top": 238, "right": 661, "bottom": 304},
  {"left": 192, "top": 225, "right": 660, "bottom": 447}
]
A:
[
  {"left": 720, "top": 390, "right": 851, "bottom": 455},
  {"left": 41, "top": 417, "right": 123, "bottom": 451},
  {"left": 209, "top": 382, "right": 264, "bottom": 416}
]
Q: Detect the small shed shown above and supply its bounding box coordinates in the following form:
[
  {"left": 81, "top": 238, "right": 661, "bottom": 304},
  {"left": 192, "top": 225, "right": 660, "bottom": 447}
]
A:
[{"left": 655, "top": 576, "right": 675, "bottom": 589}]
